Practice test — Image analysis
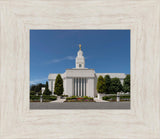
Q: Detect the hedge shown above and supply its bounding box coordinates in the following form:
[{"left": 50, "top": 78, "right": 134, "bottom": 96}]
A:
[
  {"left": 66, "top": 96, "right": 93, "bottom": 100},
  {"left": 120, "top": 95, "right": 130, "bottom": 101},
  {"left": 102, "top": 94, "right": 130, "bottom": 101},
  {"left": 42, "top": 95, "right": 57, "bottom": 101},
  {"left": 30, "top": 95, "right": 57, "bottom": 102},
  {"left": 61, "top": 94, "right": 68, "bottom": 97},
  {"left": 102, "top": 96, "right": 116, "bottom": 101},
  {"left": 30, "top": 91, "right": 36, "bottom": 96},
  {"left": 30, "top": 95, "right": 40, "bottom": 100}
]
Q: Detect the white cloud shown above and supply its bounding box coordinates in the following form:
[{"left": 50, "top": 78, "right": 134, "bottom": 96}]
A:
[
  {"left": 47, "top": 56, "right": 75, "bottom": 64},
  {"left": 30, "top": 78, "right": 48, "bottom": 85}
]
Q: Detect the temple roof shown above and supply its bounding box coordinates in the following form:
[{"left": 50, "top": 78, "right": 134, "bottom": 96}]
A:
[{"left": 96, "top": 73, "right": 126, "bottom": 79}]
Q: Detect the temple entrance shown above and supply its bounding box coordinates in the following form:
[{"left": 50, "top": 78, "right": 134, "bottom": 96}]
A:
[{"left": 73, "top": 78, "right": 87, "bottom": 96}]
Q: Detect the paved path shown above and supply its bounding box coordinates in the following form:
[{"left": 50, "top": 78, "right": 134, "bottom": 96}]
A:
[
  {"left": 50, "top": 99, "right": 65, "bottom": 103},
  {"left": 94, "top": 98, "right": 109, "bottom": 102},
  {"left": 30, "top": 102, "right": 130, "bottom": 109}
]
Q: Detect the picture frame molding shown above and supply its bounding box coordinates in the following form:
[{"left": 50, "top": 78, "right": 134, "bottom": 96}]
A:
[{"left": 0, "top": 0, "right": 160, "bottom": 138}]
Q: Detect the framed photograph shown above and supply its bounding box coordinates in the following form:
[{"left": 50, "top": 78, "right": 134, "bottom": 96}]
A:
[
  {"left": 0, "top": 0, "right": 160, "bottom": 138},
  {"left": 30, "top": 29, "right": 130, "bottom": 109}
]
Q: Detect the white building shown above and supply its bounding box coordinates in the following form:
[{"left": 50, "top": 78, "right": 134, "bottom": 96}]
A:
[{"left": 48, "top": 44, "right": 126, "bottom": 97}]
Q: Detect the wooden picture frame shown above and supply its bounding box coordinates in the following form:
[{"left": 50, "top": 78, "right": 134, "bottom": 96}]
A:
[{"left": 0, "top": 0, "right": 160, "bottom": 138}]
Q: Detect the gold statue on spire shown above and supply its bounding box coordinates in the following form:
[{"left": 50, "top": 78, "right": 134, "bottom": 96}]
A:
[{"left": 79, "top": 44, "right": 81, "bottom": 50}]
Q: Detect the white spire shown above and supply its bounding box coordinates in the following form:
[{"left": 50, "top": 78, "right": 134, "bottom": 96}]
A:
[{"left": 75, "top": 44, "right": 85, "bottom": 68}]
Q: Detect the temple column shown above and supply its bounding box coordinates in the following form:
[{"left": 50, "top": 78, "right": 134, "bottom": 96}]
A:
[
  {"left": 78, "top": 78, "right": 79, "bottom": 96},
  {"left": 73, "top": 78, "right": 74, "bottom": 96},
  {"left": 85, "top": 78, "right": 86, "bottom": 96},
  {"left": 79, "top": 78, "right": 80, "bottom": 96},
  {"left": 81, "top": 78, "right": 82, "bottom": 96},
  {"left": 74, "top": 78, "right": 76, "bottom": 96},
  {"left": 82, "top": 78, "right": 83, "bottom": 96},
  {"left": 83, "top": 78, "right": 85, "bottom": 96},
  {"left": 84, "top": 78, "right": 85, "bottom": 96},
  {"left": 77, "top": 78, "right": 78, "bottom": 96}
]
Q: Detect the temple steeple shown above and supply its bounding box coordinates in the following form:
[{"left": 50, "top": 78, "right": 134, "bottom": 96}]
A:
[{"left": 75, "top": 44, "right": 85, "bottom": 68}]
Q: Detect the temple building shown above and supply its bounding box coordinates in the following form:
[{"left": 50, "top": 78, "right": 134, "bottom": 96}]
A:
[{"left": 48, "top": 44, "right": 126, "bottom": 97}]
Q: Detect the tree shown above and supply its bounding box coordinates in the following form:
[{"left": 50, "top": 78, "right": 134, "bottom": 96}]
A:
[
  {"left": 30, "top": 85, "right": 36, "bottom": 92},
  {"left": 110, "top": 78, "right": 122, "bottom": 94},
  {"left": 34, "top": 83, "right": 41, "bottom": 92},
  {"left": 104, "top": 75, "right": 111, "bottom": 94},
  {"left": 43, "top": 81, "right": 52, "bottom": 96},
  {"left": 54, "top": 74, "right": 64, "bottom": 96},
  {"left": 97, "top": 76, "right": 106, "bottom": 94},
  {"left": 30, "top": 91, "right": 36, "bottom": 95},
  {"left": 123, "top": 74, "right": 130, "bottom": 93},
  {"left": 30, "top": 83, "right": 46, "bottom": 92}
]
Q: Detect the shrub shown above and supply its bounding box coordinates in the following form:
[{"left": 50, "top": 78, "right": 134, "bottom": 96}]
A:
[
  {"left": 120, "top": 94, "right": 130, "bottom": 101},
  {"left": 30, "top": 91, "right": 36, "bottom": 95},
  {"left": 110, "top": 78, "right": 123, "bottom": 94},
  {"left": 42, "top": 95, "right": 49, "bottom": 100},
  {"left": 83, "top": 96, "right": 89, "bottom": 99},
  {"left": 102, "top": 95, "right": 116, "bottom": 101},
  {"left": 30, "top": 95, "right": 40, "bottom": 100},
  {"left": 86, "top": 96, "right": 93, "bottom": 100},
  {"left": 102, "top": 96, "right": 110, "bottom": 100},
  {"left": 71, "top": 96, "right": 77, "bottom": 99},
  {"left": 88, "top": 97, "right": 93, "bottom": 100},
  {"left": 102, "top": 94, "right": 130, "bottom": 101},
  {"left": 97, "top": 76, "right": 106, "bottom": 94},
  {"left": 43, "top": 81, "right": 52, "bottom": 96},
  {"left": 66, "top": 96, "right": 94, "bottom": 101},
  {"left": 65, "top": 97, "right": 95, "bottom": 102},
  {"left": 123, "top": 74, "right": 130, "bottom": 93},
  {"left": 38, "top": 91, "right": 42, "bottom": 96},
  {"left": 42, "top": 95, "right": 57, "bottom": 101},
  {"left": 30, "top": 83, "right": 46, "bottom": 92},
  {"left": 49, "top": 96, "right": 57, "bottom": 101},
  {"left": 66, "top": 97, "right": 71, "bottom": 100},
  {"left": 54, "top": 74, "right": 64, "bottom": 96},
  {"left": 66, "top": 96, "right": 76, "bottom": 100},
  {"left": 61, "top": 94, "right": 68, "bottom": 97},
  {"left": 104, "top": 75, "right": 111, "bottom": 94}
]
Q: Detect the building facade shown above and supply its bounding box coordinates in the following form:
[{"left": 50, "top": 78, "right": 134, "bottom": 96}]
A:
[{"left": 48, "top": 45, "right": 126, "bottom": 97}]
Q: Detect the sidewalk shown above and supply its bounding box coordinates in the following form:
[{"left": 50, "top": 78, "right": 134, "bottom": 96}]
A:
[
  {"left": 50, "top": 98, "right": 65, "bottom": 103},
  {"left": 94, "top": 98, "right": 109, "bottom": 102}
]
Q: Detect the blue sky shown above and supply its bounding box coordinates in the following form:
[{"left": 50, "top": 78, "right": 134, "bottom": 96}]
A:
[{"left": 30, "top": 30, "right": 130, "bottom": 85}]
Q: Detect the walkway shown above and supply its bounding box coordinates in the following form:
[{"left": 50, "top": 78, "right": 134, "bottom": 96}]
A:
[
  {"left": 94, "top": 98, "right": 109, "bottom": 102},
  {"left": 50, "top": 98, "right": 65, "bottom": 103},
  {"left": 30, "top": 102, "right": 130, "bottom": 109}
]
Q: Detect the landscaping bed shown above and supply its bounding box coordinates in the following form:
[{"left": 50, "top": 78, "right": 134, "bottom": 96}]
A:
[
  {"left": 30, "top": 95, "right": 57, "bottom": 102},
  {"left": 42, "top": 95, "right": 57, "bottom": 102},
  {"left": 65, "top": 96, "right": 95, "bottom": 102},
  {"left": 30, "top": 100, "right": 40, "bottom": 102},
  {"left": 60, "top": 95, "right": 68, "bottom": 99},
  {"left": 102, "top": 94, "right": 130, "bottom": 102},
  {"left": 30, "top": 95, "right": 40, "bottom": 102}
]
